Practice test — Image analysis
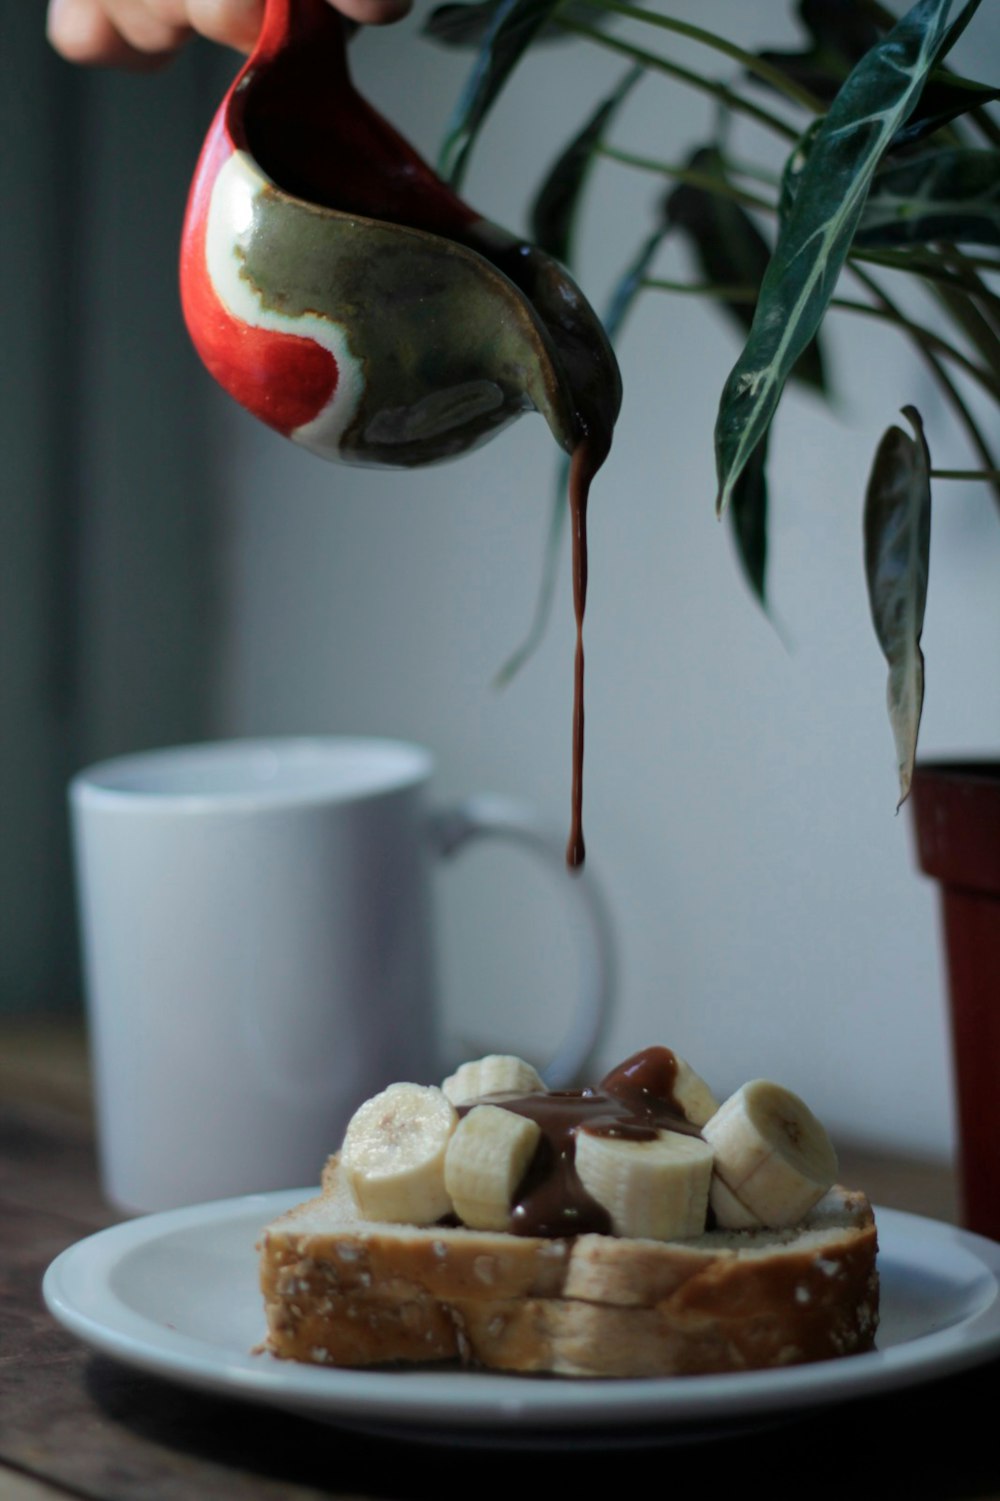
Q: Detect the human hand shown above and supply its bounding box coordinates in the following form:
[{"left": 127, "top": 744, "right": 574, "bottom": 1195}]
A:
[{"left": 47, "top": 0, "right": 412, "bottom": 69}]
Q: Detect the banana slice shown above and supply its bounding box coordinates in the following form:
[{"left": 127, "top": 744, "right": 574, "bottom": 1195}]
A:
[
  {"left": 444, "top": 1103, "right": 542, "bottom": 1231},
  {"left": 442, "top": 1054, "right": 546, "bottom": 1105},
  {"left": 702, "top": 1080, "right": 838, "bottom": 1229},
  {"left": 341, "top": 1082, "right": 457, "bottom": 1225},
  {"left": 574, "top": 1127, "right": 714, "bottom": 1240},
  {"left": 671, "top": 1054, "right": 720, "bottom": 1128},
  {"left": 709, "top": 1174, "right": 763, "bottom": 1231}
]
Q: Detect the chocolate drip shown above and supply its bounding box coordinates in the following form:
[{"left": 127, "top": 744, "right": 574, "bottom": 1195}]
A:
[
  {"left": 565, "top": 436, "right": 603, "bottom": 870},
  {"left": 566, "top": 442, "right": 589, "bottom": 868},
  {"left": 467, "top": 1047, "right": 701, "bottom": 1238},
  {"left": 599, "top": 1045, "right": 687, "bottom": 1119}
]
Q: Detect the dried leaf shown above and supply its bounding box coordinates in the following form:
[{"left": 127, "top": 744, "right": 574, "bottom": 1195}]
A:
[{"left": 864, "top": 406, "right": 932, "bottom": 806}]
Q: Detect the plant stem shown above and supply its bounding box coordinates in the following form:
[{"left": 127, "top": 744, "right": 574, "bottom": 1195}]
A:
[
  {"left": 555, "top": 19, "right": 801, "bottom": 142},
  {"left": 940, "top": 245, "right": 1000, "bottom": 284},
  {"left": 852, "top": 243, "right": 1000, "bottom": 389},
  {"left": 596, "top": 144, "right": 777, "bottom": 213},
  {"left": 968, "top": 107, "right": 1000, "bottom": 150},
  {"left": 832, "top": 296, "right": 999, "bottom": 399},
  {"left": 575, "top": 0, "right": 826, "bottom": 114},
  {"left": 929, "top": 280, "right": 1000, "bottom": 386},
  {"left": 644, "top": 278, "right": 757, "bottom": 301},
  {"left": 853, "top": 245, "right": 1000, "bottom": 281},
  {"left": 935, "top": 248, "right": 1000, "bottom": 336},
  {"left": 722, "top": 158, "right": 784, "bottom": 189},
  {"left": 643, "top": 276, "right": 998, "bottom": 396},
  {"left": 925, "top": 250, "right": 1000, "bottom": 275}
]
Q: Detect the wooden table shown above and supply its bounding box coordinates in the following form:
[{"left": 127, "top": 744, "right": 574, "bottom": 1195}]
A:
[{"left": 2, "top": 1022, "right": 997, "bottom": 1500}]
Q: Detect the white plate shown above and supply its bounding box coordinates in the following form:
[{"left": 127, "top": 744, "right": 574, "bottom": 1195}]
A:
[{"left": 43, "top": 1191, "right": 1000, "bottom": 1445}]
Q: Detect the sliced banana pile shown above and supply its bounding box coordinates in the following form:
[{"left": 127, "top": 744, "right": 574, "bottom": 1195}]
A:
[{"left": 339, "top": 1051, "right": 839, "bottom": 1241}]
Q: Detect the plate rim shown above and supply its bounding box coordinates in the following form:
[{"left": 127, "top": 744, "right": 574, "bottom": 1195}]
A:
[{"left": 42, "top": 1189, "right": 1000, "bottom": 1434}]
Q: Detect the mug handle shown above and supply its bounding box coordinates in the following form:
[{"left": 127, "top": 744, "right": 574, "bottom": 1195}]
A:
[{"left": 427, "top": 794, "right": 616, "bottom": 1088}]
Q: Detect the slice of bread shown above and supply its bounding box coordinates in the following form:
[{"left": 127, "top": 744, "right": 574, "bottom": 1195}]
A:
[{"left": 258, "top": 1157, "right": 878, "bottom": 1376}]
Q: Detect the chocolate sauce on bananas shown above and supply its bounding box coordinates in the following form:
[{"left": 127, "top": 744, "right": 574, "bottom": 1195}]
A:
[{"left": 463, "top": 1046, "right": 701, "bottom": 1238}]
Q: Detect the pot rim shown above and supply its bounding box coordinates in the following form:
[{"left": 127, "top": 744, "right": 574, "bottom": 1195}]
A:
[{"left": 914, "top": 758, "right": 1000, "bottom": 781}]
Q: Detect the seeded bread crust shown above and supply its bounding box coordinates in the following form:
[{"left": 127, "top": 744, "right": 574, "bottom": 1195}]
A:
[{"left": 258, "top": 1157, "right": 879, "bottom": 1376}]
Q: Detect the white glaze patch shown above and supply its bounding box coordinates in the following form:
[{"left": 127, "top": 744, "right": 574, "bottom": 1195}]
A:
[{"left": 204, "top": 151, "right": 364, "bottom": 454}]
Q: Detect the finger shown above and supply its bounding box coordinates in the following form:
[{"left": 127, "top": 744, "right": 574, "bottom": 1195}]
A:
[
  {"left": 96, "top": 0, "right": 191, "bottom": 55},
  {"left": 46, "top": 0, "right": 164, "bottom": 67},
  {"left": 329, "top": 0, "right": 413, "bottom": 25},
  {"left": 186, "top": 0, "right": 265, "bottom": 52},
  {"left": 47, "top": 0, "right": 409, "bottom": 71}
]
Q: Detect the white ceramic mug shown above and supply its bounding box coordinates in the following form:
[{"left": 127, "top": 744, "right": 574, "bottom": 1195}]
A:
[{"left": 69, "top": 737, "right": 613, "bottom": 1212}]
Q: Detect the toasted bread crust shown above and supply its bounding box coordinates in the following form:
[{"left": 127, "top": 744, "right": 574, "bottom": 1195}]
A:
[{"left": 258, "top": 1159, "right": 878, "bottom": 1376}]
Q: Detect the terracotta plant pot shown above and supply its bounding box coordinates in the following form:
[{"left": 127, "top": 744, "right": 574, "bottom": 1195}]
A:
[{"left": 911, "top": 762, "right": 1000, "bottom": 1242}]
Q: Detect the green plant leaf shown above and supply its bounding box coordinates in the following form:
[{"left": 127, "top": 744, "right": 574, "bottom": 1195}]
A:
[
  {"left": 667, "top": 148, "right": 827, "bottom": 394},
  {"left": 728, "top": 430, "right": 770, "bottom": 606},
  {"left": 857, "top": 148, "right": 1000, "bottom": 248},
  {"left": 804, "top": 0, "right": 883, "bottom": 52},
  {"left": 714, "top": 0, "right": 956, "bottom": 517},
  {"left": 425, "top": 0, "right": 599, "bottom": 48},
  {"left": 893, "top": 0, "right": 996, "bottom": 143},
  {"left": 438, "top": 0, "right": 565, "bottom": 188},
  {"left": 864, "top": 406, "right": 932, "bottom": 807},
  {"left": 754, "top": 0, "right": 994, "bottom": 143},
  {"left": 783, "top": 105, "right": 1000, "bottom": 235},
  {"left": 778, "top": 118, "right": 822, "bottom": 225},
  {"left": 891, "top": 73, "right": 1000, "bottom": 146},
  {"left": 753, "top": 0, "right": 882, "bottom": 106},
  {"left": 666, "top": 149, "right": 770, "bottom": 320},
  {"left": 529, "top": 66, "right": 642, "bottom": 264}
]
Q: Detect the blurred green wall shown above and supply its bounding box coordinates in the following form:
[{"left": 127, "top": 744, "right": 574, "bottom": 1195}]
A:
[{"left": 1, "top": 10, "right": 232, "bottom": 1013}]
